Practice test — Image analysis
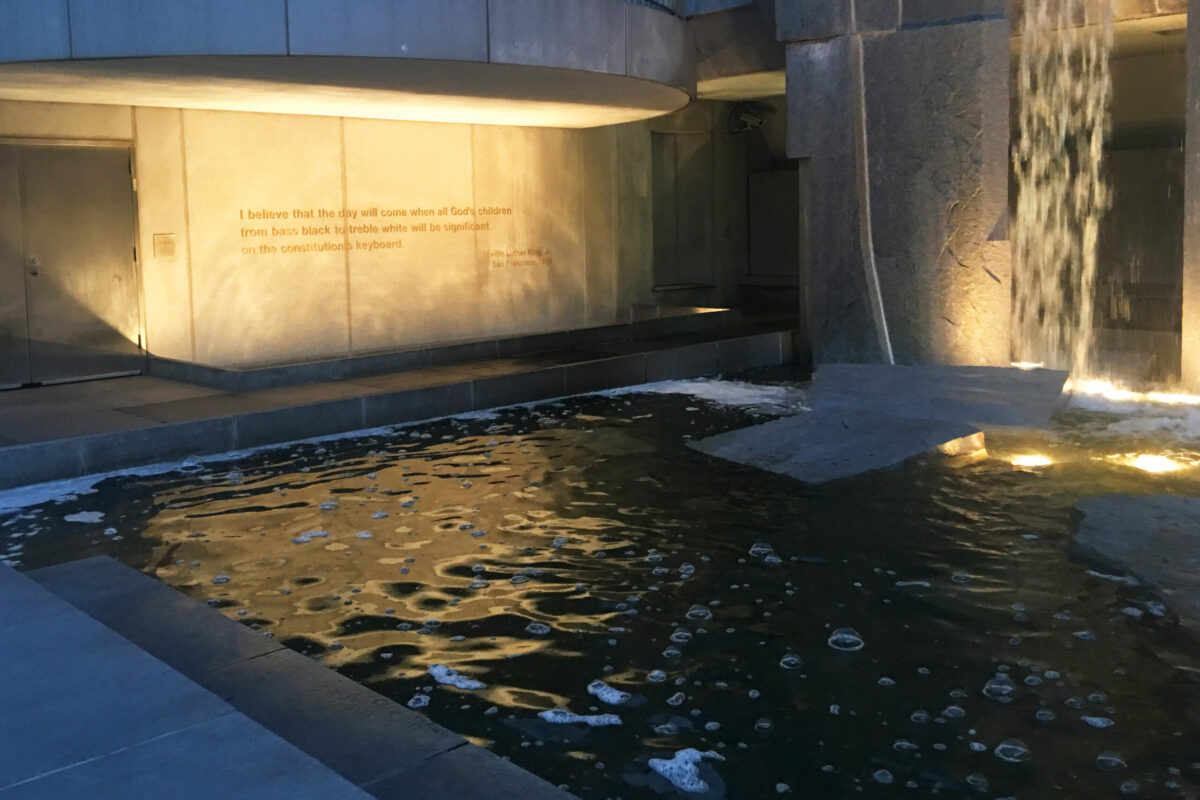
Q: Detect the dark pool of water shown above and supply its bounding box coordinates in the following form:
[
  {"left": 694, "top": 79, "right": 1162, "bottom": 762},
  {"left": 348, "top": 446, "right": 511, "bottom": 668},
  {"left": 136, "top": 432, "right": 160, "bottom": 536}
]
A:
[{"left": 3, "top": 368, "right": 1200, "bottom": 799}]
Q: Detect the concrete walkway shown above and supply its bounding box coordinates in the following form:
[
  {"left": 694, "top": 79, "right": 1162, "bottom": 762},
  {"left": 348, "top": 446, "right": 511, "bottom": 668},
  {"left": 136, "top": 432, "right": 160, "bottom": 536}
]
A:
[
  {"left": 0, "top": 320, "right": 799, "bottom": 490},
  {"left": 0, "top": 562, "right": 370, "bottom": 799},
  {"left": 7, "top": 556, "right": 575, "bottom": 799}
]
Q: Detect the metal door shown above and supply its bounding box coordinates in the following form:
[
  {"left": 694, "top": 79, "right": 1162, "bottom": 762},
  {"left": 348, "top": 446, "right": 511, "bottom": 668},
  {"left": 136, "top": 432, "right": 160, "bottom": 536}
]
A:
[
  {"left": 0, "top": 146, "right": 31, "bottom": 389},
  {"left": 5, "top": 144, "right": 142, "bottom": 385}
]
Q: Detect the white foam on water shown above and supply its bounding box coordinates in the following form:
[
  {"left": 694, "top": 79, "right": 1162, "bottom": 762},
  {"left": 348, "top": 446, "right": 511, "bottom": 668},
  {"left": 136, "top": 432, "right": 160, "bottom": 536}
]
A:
[
  {"left": 537, "top": 708, "right": 622, "bottom": 727},
  {"left": 605, "top": 378, "right": 808, "bottom": 414},
  {"left": 647, "top": 748, "right": 724, "bottom": 794},
  {"left": 62, "top": 511, "right": 104, "bottom": 524},
  {"left": 587, "top": 679, "right": 631, "bottom": 705},
  {"left": 1067, "top": 382, "right": 1200, "bottom": 442},
  {"left": 428, "top": 664, "right": 486, "bottom": 690}
]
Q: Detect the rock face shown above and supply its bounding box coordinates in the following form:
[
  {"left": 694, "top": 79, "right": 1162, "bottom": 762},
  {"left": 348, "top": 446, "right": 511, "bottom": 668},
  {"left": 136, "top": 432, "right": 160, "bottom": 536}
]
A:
[
  {"left": 690, "top": 363, "right": 1067, "bottom": 484},
  {"left": 781, "top": 0, "right": 1011, "bottom": 366},
  {"left": 1073, "top": 495, "right": 1200, "bottom": 631}
]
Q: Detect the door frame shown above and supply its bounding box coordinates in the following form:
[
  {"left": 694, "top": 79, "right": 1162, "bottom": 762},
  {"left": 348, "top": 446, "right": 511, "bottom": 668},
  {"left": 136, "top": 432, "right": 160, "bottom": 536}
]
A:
[{"left": 0, "top": 136, "right": 146, "bottom": 387}]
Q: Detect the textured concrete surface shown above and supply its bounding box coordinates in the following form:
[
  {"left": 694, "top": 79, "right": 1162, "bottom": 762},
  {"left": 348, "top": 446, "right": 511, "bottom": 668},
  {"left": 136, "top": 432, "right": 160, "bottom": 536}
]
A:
[
  {"left": 691, "top": 364, "right": 1067, "bottom": 484},
  {"left": 1184, "top": 0, "right": 1200, "bottom": 389},
  {"left": 775, "top": 0, "right": 848, "bottom": 42},
  {"left": 783, "top": 3, "right": 1010, "bottom": 367},
  {"left": 863, "top": 19, "right": 1011, "bottom": 366},
  {"left": 786, "top": 37, "right": 883, "bottom": 364},
  {"left": 1073, "top": 495, "right": 1200, "bottom": 631},
  {"left": 30, "top": 556, "right": 576, "bottom": 799},
  {"left": 0, "top": 564, "right": 370, "bottom": 799},
  {"left": 808, "top": 364, "right": 1069, "bottom": 428}
]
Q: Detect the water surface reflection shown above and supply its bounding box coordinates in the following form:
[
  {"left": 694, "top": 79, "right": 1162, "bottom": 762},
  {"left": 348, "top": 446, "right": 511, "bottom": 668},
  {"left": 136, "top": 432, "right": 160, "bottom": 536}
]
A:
[{"left": 4, "top": 373, "right": 1200, "bottom": 799}]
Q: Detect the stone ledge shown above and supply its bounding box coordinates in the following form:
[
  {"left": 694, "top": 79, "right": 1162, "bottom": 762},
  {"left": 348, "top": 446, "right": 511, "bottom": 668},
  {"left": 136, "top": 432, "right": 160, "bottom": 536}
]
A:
[{"left": 30, "top": 556, "right": 576, "bottom": 799}]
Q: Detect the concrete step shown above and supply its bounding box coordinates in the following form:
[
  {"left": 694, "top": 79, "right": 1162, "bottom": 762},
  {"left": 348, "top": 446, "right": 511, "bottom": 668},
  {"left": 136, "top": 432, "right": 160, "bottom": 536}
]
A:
[
  {"left": 28, "top": 556, "right": 577, "bottom": 800},
  {"left": 0, "top": 562, "right": 370, "bottom": 800},
  {"left": 0, "top": 323, "right": 801, "bottom": 491}
]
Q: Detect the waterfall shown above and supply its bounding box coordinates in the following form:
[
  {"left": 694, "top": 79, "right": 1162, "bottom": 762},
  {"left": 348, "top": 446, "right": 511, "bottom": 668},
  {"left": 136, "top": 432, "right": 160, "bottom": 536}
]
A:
[{"left": 1011, "top": 0, "right": 1113, "bottom": 376}]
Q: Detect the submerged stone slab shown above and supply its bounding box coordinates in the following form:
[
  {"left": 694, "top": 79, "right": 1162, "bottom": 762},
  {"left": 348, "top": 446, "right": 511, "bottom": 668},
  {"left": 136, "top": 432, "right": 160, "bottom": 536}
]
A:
[
  {"left": 691, "top": 409, "right": 981, "bottom": 484},
  {"left": 690, "top": 364, "right": 1067, "bottom": 484},
  {"left": 1073, "top": 495, "right": 1200, "bottom": 631}
]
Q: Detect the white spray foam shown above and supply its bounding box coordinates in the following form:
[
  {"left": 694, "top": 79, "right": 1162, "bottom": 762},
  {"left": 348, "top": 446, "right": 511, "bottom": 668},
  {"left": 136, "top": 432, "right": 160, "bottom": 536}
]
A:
[
  {"left": 63, "top": 511, "right": 104, "bottom": 524},
  {"left": 605, "top": 378, "right": 808, "bottom": 414},
  {"left": 587, "top": 679, "right": 631, "bottom": 705},
  {"left": 537, "top": 708, "right": 622, "bottom": 727},
  {"left": 428, "top": 664, "right": 486, "bottom": 690},
  {"left": 647, "top": 748, "right": 724, "bottom": 794}
]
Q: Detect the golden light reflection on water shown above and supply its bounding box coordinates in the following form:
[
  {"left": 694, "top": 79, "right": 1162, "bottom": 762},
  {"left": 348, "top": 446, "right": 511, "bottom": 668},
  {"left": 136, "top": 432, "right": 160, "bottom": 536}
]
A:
[
  {"left": 1105, "top": 453, "right": 1191, "bottom": 474},
  {"left": 148, "top": 425, "right": 654, "bottom": 690},
  {"left": 1069, "top": 378, "right": 1200, "bottom": 407},
  {"left": 1009, "top": 454, "right": 1054, "bottom": 468}
]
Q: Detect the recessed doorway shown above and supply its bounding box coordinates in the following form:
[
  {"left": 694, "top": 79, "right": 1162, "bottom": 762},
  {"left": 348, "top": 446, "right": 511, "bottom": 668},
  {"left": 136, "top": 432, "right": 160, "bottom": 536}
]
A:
[{"left": 0, "top": 141, "right": 142, "bottom": 388}]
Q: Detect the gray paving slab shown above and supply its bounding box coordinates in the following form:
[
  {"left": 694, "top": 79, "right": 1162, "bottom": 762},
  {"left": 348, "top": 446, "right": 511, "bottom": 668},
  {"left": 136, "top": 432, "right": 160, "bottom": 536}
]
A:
[
  {"left": 0, "top": 565, "right": 370, "bottom": 800},
  {"left": 691, "top": 364, "right": 1067, "bottom": 484},
  {"left": 0, "top": 402, "right": 158, "bottom": 442},
  {"left": 1073, "top": 495, "right": 1200, "bottom": 632},
  {"left": 692, "top": 408, "right": 981, "bottom": 484},
  {"left": 242, "top": 379, "right": 383, "bottom": 406},
  {"left": 367, "top": 738, "right": 575, "bottom": 800},
  {"left": 200, "top": 647, "right": 466, "bottom": 787},
  {"left": 0, "top": 591, "right": 230, "bottom": 788},
  {"left": 32, "top": 557, "right": 286, "bottom": 675},
  {"left": 119, "top": 392, "right": 284, "bottom": 423},
  {"left": 29, "top": 557, "right": 573, "bottom": 797},
  {"left": 64, "top": 375, "right": 223, "bottom": 409},
  {"left": 0, "top": 712, "right": 370, "bottom": 800},
  {"left": 354, "top": 365, "right": 480, "bottom": 391},
  {"left": 0, "top": 560, "right": 85, "bottom": 632}
]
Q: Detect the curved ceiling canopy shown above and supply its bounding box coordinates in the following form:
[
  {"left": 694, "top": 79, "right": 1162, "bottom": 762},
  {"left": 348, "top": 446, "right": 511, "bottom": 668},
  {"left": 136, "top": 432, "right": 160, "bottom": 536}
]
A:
[{"left": 0, "top": 56, "right": 691, "bottom": 128}]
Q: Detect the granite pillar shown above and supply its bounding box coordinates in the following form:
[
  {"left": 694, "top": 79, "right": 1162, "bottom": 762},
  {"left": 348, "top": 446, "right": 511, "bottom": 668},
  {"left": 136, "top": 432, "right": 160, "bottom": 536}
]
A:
[
  {"left": 781, "top": 0, "right": 1011, "bottom": 366},
  {"left": 1184, "top": 0, "right": 1200, "bottom": 388}
]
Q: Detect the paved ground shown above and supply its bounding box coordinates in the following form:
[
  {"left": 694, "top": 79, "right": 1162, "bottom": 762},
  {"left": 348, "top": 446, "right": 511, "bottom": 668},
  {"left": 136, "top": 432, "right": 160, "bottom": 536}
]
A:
[
  {"left": 0, "top": 563, "right": 371, "bottom": 799},
  {"left": 9, "top": 557, "right": 577, "bottom": 799},
  {"left": 692, "top": 363, "right": 1068, "bottom": 484},
  {"left": 0, "top": 322, "right": 799, "bottom": 490}
]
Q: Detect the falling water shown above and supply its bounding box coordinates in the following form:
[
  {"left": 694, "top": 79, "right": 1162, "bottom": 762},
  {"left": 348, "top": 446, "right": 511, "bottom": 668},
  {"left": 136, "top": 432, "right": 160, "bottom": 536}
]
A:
[{"left": 1012, "top": 0, "right": 1113, "bottom": 375}]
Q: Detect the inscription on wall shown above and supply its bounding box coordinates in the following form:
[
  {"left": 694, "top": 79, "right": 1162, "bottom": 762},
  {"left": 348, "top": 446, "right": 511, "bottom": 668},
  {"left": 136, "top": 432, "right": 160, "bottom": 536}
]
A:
[{"left": 235, "top": 204, "right": 553, "bottom": 267}]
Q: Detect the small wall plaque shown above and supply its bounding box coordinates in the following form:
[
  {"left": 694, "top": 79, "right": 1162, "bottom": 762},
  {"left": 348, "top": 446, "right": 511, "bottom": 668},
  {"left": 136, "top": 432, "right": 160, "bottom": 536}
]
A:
[{"left": 153, "top": 233, "right": 177, "bottom": 259}]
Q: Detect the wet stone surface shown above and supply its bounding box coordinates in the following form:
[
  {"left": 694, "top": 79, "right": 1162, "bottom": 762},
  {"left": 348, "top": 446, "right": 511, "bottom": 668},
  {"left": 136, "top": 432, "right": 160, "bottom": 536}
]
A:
[{"left": 2, "top": 368, "right": 1200, "bottom": 799}]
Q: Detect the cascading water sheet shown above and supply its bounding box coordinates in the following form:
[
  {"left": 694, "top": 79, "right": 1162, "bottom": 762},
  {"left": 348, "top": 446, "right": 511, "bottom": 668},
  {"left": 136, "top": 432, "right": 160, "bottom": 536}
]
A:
[{"left": 1012, "top": 0, "right": 1113, "bottom": 375}]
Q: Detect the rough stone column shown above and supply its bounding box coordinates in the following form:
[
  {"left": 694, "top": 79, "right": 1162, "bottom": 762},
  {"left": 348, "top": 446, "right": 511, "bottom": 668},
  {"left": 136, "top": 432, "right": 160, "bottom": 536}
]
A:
[
  {"left": 780, "top": 0, "right": 1012, "bottom": 366},
  {"left": 1184, "top": 0, "right": 1200, "bottom": 389}
]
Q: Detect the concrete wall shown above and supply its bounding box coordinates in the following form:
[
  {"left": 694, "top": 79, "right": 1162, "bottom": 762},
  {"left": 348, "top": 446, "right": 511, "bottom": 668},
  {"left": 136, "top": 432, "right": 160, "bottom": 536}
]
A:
[
  {"left": 783, "top": 0, "right": 1010, "bottom": 366},
  {"left": 1183, "top": 0, "right": 1200, "bottom": 388},
  {"left": 0, "top": 99, "right": 755, "bottom": 369}
]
